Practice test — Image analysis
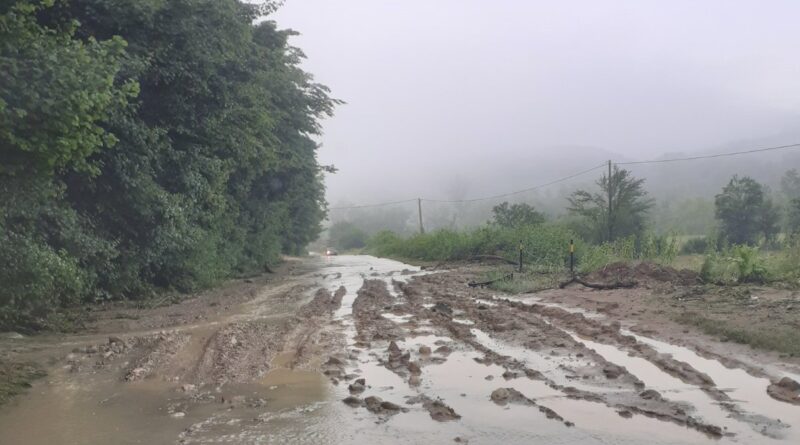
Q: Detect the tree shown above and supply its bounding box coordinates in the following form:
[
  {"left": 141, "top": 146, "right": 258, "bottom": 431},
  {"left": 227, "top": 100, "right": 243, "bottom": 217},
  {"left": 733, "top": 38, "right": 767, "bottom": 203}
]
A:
[
  {"left": 787, "top": 199, "right": 800, "bottom": 235},
  {"left": 0, "top": 1, "right": 137, "bottom": 176},
  {"left": 1, "top": 0, "right": 338, "bottom": 328},
  {"left": 567, "top": 166, "right": 653, "bottom": 243},
  {"left": 781, "top": 169, "right": 800, "bottom": 235},
  {"left": 328, "top": 221, "right": 368, "bottom": 250},
  {"left": 714, "top": 176, "right": 779, "bottom": 245},
  {"left": 491, "top": 202, "right": 545, "bottom": 228},
  {"left": 781, "top": 169, "right": 800, "bottom": 200}
]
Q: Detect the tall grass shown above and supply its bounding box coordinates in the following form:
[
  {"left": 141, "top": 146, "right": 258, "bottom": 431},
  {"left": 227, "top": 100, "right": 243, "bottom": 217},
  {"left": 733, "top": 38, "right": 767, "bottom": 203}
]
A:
[
  {"left": 367, "top": 226, "right": 679, "bottom": 274},
  {"left": 367, "top": 225, "right": 579, "bottom": 269}
]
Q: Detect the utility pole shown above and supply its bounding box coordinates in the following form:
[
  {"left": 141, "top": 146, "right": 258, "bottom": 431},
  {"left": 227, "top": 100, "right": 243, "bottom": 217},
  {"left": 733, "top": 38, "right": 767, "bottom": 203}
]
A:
[
  {"left": 417, "top": 198, "right": 425, "bottom": 234},
  {"left": 607, "top": 160, "right": 613, "bottom": 243}
]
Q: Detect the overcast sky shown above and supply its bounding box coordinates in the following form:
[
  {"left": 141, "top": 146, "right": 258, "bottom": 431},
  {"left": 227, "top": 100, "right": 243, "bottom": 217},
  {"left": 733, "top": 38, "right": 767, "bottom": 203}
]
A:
[{"left": 271, "top": 0, "right": 800, "bottom": 205}]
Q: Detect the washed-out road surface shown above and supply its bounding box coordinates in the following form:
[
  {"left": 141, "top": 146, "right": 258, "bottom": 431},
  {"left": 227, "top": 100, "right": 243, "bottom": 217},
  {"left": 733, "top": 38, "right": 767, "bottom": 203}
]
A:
[{"left": 1, "top": 255, "right": 799, "bottom": 444}]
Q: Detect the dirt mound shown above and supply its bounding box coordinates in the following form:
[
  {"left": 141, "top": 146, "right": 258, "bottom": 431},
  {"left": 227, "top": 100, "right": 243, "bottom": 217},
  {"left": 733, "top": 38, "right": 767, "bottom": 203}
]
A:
[
  {"left": 767, "top": 377, "right": 800, "bottom": 405},
  {"left": 587, "top": 262, "right": 700, "bottom": 286}
]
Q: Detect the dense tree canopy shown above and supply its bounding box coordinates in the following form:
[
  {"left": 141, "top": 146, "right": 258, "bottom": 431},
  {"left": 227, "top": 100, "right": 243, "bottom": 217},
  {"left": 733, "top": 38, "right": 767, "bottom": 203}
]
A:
[
  {"left": 714, "top": 176, "right": 779, "bottom": 245},
  {"left": 567, "top": 166, "right": 653, "bottom": 243},
  {"left": 0, "top": 0, "right": 337, "bottom": 329},
  {"left": 491, "top": 202, "right": 545, "bottom": 228}
]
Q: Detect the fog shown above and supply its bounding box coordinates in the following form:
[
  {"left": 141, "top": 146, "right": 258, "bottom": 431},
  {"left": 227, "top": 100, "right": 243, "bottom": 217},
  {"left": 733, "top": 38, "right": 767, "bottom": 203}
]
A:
[{"left": 272, "top": 0, "right": 800, "bottom": 209}]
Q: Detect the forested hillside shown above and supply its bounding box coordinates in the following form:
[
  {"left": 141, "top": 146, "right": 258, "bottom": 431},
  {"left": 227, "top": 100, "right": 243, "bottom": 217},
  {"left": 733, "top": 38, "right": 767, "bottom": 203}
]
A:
[{"left": 0, "top": 0, "right": 336, "bottom": 329}]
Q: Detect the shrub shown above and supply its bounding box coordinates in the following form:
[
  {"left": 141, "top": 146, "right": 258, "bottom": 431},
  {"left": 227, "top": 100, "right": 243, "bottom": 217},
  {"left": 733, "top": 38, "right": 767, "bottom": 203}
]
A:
[
  {"left": 328, "top": 221, "right": 369, "bottom": 251},
  {"left": 699, "top": 245, "right": 768, "bottom": 284},
  {"left": 367, "top": 224, "right": 579, "bottom": 269},
  {"left": 680, "top": 237, "right": 708, "bottom": 255}
]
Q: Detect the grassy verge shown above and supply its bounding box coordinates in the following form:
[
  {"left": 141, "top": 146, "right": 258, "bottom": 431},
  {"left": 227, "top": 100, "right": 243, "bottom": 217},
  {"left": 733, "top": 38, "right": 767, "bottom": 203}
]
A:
[
  {"left": 0, "top": 361, "right": 46, "bottom": 406},
  {"left": 675, "top": 311, "right": 800, "bottom": 357},
  {"left": 486, "top": 269, "right": 563, "bottom": 294}
]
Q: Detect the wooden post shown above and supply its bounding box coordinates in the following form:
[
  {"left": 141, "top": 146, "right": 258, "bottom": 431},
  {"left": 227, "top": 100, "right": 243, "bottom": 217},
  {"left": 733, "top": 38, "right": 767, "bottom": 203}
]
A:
[
  {"left": 417, "top": 198, "right": 425, "bottom": 234},
  {"left": 607, "top": 160, "right": 613, "bottom": 242},
  {"left": 569, "top": 239, "right": 575, "bottom": 276},
  {"left": 518, "top": 242, "right": 523, "bottom": 273}
]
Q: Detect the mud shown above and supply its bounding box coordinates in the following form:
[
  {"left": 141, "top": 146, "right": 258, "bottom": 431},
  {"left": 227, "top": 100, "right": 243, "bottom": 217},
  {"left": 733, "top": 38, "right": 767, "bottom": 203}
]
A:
[
  {"left": 2, "top": 256, "right": 800, "bottom": 444},
  {"left": 768, "top": 377, "right": 800, "bottom": 405}
]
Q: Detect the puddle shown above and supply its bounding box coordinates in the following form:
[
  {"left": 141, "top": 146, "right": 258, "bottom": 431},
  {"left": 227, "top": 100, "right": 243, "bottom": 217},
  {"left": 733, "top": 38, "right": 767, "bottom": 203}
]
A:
[
  {"left": 470, "top": 328, "right": 612, "bottom": 392},
  {"left": 624, "top": 330, "right": 800, "bottom": 440},
  {"left": 497, "top": 294, "right": 605, "bottom": 319},
  {"left": 381, "top": 313, "right": 414, "bottom": 324},
  {"left": 568, "top": 331, "right": 793, "bottom": 442},
  {"left": 3, "top": 254, "right": 797, "bottom": 444}
]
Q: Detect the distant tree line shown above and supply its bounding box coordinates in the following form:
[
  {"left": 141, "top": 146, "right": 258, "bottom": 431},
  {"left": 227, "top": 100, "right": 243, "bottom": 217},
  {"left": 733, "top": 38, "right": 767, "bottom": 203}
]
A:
[{"left": 0, "top": 0, "right": 336, "bottom": 329}]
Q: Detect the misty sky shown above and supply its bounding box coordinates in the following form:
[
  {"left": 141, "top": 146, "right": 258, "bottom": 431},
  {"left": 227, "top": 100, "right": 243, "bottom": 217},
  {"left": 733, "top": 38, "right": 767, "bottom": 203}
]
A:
[{"left": 271, "top": 0, "right": 800, "bottom": 205}]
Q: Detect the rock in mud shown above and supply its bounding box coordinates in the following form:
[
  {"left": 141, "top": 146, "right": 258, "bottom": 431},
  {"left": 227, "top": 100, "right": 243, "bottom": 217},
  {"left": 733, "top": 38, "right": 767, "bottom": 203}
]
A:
[
  {"left": 432, "top": 302, "right": 453, "bottom": 316},
  {"left": 380, "top": 401, "right": 402, "bottom": 411},
  {"left": 343, "top": 396, "right": 362, "bottom": 407},
  {"left": 434, "top": 345, "right": 452, "bottom": 356},
  {"left": 423, "top": 398, "right": 461, "bottom": 421},
  {"left": 602, "top": 364, "right": 625, "bottom": 379},
  {"left": 363, "top": 396, "right": 406, "bottom": 415},
  {"left": 407, "top": 361, "right": 422, "bottom": 375},
  {"left": 348, "top": 379, "right": 366, "bottom": 394},
  {"left": 639, "top": 389, "right": 662, "bottom": 400},
  {"left": 490, "top": 388, "right": 531, "bottom": 406},
  {"left": 767, "top": 377, "right": 800, "bottom": 405},
  {"left": 419, "top": 345, "right": 432, "bottom": 355}
]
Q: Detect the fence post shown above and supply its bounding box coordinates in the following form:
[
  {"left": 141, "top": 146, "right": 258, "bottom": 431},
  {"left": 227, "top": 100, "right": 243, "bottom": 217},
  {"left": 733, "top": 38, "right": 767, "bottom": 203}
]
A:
[
  {"left": 417, "top": 198, "right": 425, "bottom": 234},
  {"left": 518, "top": 242, "right": 523, "bottom": 273},
  {"left": 569, "top": 239, "right": 575, "bottom": 276}
]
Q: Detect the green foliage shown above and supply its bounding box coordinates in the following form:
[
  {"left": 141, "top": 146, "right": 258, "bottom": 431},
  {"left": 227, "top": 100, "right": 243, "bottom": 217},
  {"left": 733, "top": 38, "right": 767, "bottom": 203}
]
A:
[
  {"left": 781, "top": 169, "right": 800, "bottom": 200},
  {"left": 699, "top": 245, "right": 768, "bottom": 284},
  {"left": 714, "top": 175, "right": 779, "bottom": 245},
  {"left": 567, "top": 166, "right": 653, "bottom": 243},
  {"left": 0, "top": 0, "right": 336, "bottom": 329},
  {"left": 367, "top": 224, "right": 578, "bottom": 269},
  {"left": 680, "top": 236, "right": 709, "bottom": 254},
  {"left": 675, "top": 312, "right": 800, "bottom": 356},
  {"left": 787, "top": 198, "right": 800, "bottom": 235},
  {"left": 491, "top": 202, "right": 545, "bottom": 228},
  {"left": 0, "top": 0, "right": 136, "bottom": 175},
  {"left": 328, "top": 221, "right": 368, "bottom": 251},
  {"left": 0, "top": 361, "right": 46, "bottom": 406}
]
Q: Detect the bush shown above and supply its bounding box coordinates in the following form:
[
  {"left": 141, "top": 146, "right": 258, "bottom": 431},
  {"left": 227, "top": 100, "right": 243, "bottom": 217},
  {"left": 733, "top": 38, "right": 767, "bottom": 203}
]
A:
[
  {"left": 328, "top": 221, "right": 368, "bottom": 251},
  {"left": 699, "top": 245, "right": 768, "bottom": 284},
  {"left": 680, "top": 237, "right": 709, "bottom": 255},
  {"left": 367, "top": 224, "right": 579, "bottom": 269},
  {"left": 0, "top": 233, "right": 87, "bottom": 331}
]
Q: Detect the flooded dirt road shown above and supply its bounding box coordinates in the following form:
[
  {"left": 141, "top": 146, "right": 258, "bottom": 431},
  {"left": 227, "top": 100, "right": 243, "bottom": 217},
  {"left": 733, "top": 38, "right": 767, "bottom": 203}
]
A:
[{"left": 1, "top": 255, "right": 799, "bottom": 444}]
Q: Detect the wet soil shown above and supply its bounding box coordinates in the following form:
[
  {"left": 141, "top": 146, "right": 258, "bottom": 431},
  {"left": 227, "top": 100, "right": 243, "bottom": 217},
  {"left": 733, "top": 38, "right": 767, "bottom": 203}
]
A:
[{"left": 1, "top": 256, "right": 800, "bottom": 444}]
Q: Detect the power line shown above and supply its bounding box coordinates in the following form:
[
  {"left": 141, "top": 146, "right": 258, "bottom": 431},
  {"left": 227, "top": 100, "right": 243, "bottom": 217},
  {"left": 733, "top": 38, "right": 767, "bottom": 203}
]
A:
[
  {"left": 424, "top": 162, "right": 607, "bottom": 203},
  {"left": 328, "top": 198, "right": 417, "bottom": 211},
  {"left": 327, "top": 162, "right": 606, "bottom": 210},
  {"left": 617, "top": 142, "right": 800, "bottom": 165},
  {"left": 327, "top": 141, "right": 800, "bottom": 210}
]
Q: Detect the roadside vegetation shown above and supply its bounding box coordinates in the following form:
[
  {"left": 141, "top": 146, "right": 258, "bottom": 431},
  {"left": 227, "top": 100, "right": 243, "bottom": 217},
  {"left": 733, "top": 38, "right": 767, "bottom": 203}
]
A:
[
  {"left": 355, "top": 166, "right": 800, "bottom": 356},
  {"left": 0, "top": 361, "right": 46, "bottom": 406},
  {"left": 361, "top": 167, "right": 800, "bottom": 292},
  {"left": 0, "top": 0, "right": 336, "bottom": 331}
]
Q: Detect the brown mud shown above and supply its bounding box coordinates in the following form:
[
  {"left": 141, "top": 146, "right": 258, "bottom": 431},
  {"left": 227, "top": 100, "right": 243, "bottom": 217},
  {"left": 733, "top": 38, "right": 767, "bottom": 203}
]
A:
[{"left": 1, "top": 256, "right": 800, "bottom": 444}]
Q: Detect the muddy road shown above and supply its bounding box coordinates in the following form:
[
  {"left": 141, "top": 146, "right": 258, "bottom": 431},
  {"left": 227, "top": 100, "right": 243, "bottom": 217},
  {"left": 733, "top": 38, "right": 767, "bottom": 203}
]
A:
[{"left": 1, "top": 255, "right": 799, "bottom": 444}]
